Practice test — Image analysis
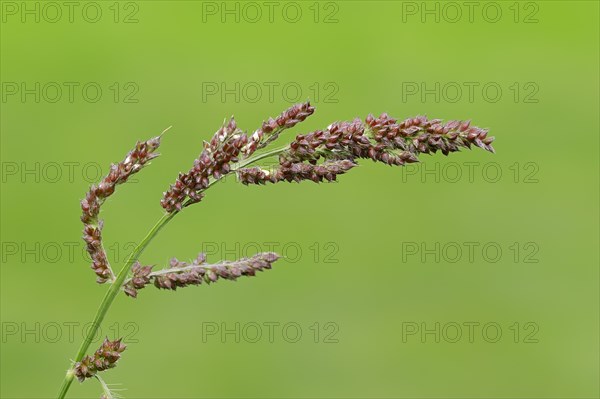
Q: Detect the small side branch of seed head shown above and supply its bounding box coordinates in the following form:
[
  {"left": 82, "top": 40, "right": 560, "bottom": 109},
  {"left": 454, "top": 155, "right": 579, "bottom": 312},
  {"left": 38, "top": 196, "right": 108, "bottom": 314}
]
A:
[
  {"left": 242, "top": 101, "right": 315, "bottom": 157},
  {"left": 238, "top": 159, "right": 357, "bottom": 185},
  {"left": 161, "top": 103, "right": 316, "bottom": 213},
  {"left": 160, "top": 118, "right": 247, "bottom": 213},
  {"left": 123, "top": 252, "right": 280, "bottom": 298},
  {"left": 238, "top": 112, "right": 493, "bottom": 186},
  {"left": 73, "top": 338, "right": 126, "bottom": 382},
  {"left": 282, "top": 114, "right": 494, "bottom": 166},
  {"left": 81, "top": 136, "right": 162, "bottom": 283},
  {"left": 161, "top": 104, "right": 493, "bottom": 211}
]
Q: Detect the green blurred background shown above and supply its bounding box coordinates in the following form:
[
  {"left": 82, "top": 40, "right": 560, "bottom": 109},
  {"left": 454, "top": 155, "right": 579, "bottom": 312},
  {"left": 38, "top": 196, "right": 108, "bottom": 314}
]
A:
[{"left": 1, "top": 1, "right": 598, "bottom": 398}]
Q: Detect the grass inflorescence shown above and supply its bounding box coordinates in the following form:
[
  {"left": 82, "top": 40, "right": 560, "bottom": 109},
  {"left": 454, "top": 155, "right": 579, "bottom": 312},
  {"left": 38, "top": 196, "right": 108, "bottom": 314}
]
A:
[{"left": 59, "top": 103, "right": 494, "bottom": 398}]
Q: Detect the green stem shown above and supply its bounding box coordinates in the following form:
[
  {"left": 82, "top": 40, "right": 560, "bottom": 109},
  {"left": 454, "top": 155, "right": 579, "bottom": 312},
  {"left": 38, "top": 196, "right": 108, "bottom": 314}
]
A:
[
  {"left": 56, "top": 145, "right": 287, "bottom": 399},
  {"left": 236, "top": 145, "right": 287, "bottom": 168},
  {"left": 57, "top": 211, "right": 177, "bottom": 399}
]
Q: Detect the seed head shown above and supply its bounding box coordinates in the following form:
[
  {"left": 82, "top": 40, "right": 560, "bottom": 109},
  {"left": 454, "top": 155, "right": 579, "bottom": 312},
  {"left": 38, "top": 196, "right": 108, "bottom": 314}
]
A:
[
  {"left": 161, "top": 118, "right": 247, "bottom": 212},
  {"left": 280, "top": 114, "right": 493, "bottom": 169},
  {"left": 73, "top": 338, "right": 126, "bottom": 382},
  {"left": 122, "top": 261, "right": 154, "bottom": 298},
  {"left": 81, "top": 136, "right": 161, "bottom": 283},
  {"left": 365, "top": 113, "right": 495, "bottom": 155},
  {"left": 242, "top": 101, "right": 315, "bottom": 157},
  {"left": 238, "top": 159, "right": 356, "bottom": 185},
  {"left": 123, "top": 252, "right": 280, "bottom": 297}
]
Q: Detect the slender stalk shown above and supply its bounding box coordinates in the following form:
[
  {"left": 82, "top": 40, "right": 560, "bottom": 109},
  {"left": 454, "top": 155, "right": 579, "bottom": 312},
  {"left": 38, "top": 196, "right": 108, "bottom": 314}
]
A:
[
  {"left": 56, "top": 147, "right": 285, "bottom": 399},
  {"left": 235, "top": 145, "right": 287, "bottom": 168},
  {"left": 57, "top": 211, "right": 177, "bottom": 398}
]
